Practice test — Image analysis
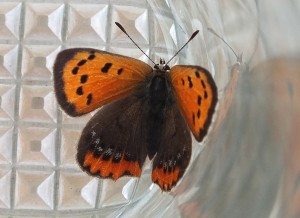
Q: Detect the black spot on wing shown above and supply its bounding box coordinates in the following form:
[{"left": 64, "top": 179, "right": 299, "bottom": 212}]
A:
[
  {"left": 195, "top": 71, "right": 200, "bottom": 78},
  {"left": 204, "top": 91, "right": 208, "bottom": 99},
  {"left": 101, "top": 63, "right": 112, "bottom": 73},
  {"left": 124, "top": 152, "right": 137, "bottom": 162},
  {"left": 72, "top": 67, "right": 79, "bottom": 75},
  {"left": 201, "top": 80, "right": 206, "bottom": 89},
  {"left": 102, "top": 150, "right": 112, "bottom": 161},
  {"left": 87, "top": 93, "right": 92, "bottom": 105},
  {"left": 93, "top": 146, "right": 104, "bottom": 157},
  {"left": 77, "top": 59, "right": 87, "bottom": 66},
  {"left": 198, "top": 95, "right": 202, "bottom": 105},
  {"left": 197, "top": 109, "right": 201, "bottom": 118},
  {"left": 187, "top": 76, "right": 193, "bottom": 88},
  {"left": 112, "top": 150, "right": 122, "bottom": 163},
  {"left": 117, "top": 68, "right": 123, "bottom": 75},
  {"left": 81, "top": 75, "right": 88, "bottom": 83},
  {"left": 76, "top": 86, "right": 83, "bottom": 95},
  {"left": 88, "top": 54, "right": 95, "bottom": 60}
]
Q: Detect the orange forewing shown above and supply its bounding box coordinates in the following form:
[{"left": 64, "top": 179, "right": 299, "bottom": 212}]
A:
[
  {"left": 170, "top": 65, "right": 218, "bottom": 141},
  {"left": 83, "top": 151, "right": 141, "bottom": 180},
  {"left": 54, "top": 48, "right": 153, "bottom": 116}
]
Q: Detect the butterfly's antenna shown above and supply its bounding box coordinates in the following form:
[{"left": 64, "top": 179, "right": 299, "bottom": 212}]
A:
[
  {"left": 115, "top": 22, "right": 156, "bottom": 65},
  {"left": 207, "top": 27, "right": 240, "bottom": 60},
  {"left": 165, "top": 30, "right": 199, "bottom": 66}
]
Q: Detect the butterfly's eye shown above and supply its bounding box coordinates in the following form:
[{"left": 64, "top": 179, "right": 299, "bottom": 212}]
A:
[
  {"left": 164, "top": 65, "right": 170, "bottom": 71},
  {"left": 154, "top": 64, "right": 159, "bottom": 70}
]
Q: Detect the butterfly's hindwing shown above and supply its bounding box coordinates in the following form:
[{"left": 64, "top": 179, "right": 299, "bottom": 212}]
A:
[
  {"left": 170, "top": 65, "right": 218, "bottom": 142},
  {"left": 77, "top": 95, "right": 148, "bottom": 180},
  {"left": 53, "top": 48, "right": 153, "bottom": 116},
  {"left": 151, "top": 104, "right": 192, "bottom": 191}
]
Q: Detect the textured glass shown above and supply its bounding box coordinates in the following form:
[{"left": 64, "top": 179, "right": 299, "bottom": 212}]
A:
[{"left": 0, "top": 0, "right": 299, "bottom": 218}]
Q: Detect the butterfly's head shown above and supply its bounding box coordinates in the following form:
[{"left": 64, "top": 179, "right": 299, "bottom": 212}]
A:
[{"left": 154, "top": 58, "right": 171, "bottom": 73}]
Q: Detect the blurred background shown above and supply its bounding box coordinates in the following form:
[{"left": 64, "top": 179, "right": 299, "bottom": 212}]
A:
[{"left": 0, "top": 0, "right": 299, "bottom": 217}]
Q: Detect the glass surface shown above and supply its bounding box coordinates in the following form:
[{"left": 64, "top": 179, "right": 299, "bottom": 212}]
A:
[{"left": 0, "top": 0, "right": 299, "bottom": 217}]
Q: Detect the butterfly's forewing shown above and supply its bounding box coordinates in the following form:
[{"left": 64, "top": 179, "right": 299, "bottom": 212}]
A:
[
  {"left": 77, "top": 95, "right": 148, "bottom": 180},
  {"left": 54, "top": 48, "right": 153, "bottom": 116},
  {"left": 170, "top": 65, "right": 218, "bottom": 142},
  {"left": 151, "top": 105, "right": 192, "bottom": 191}
]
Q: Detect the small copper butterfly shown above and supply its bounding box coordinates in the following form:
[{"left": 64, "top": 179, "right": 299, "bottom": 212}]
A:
[{"left": 53, "top": 22, "right": 218, "bottom": 191}]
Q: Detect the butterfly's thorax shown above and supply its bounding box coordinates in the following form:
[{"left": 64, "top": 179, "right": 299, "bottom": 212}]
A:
[{"left": 148, "top": 71, "right": 171, "bottom": 112}]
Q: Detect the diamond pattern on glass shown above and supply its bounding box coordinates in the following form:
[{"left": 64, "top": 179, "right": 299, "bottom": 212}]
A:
[
  {"left": 111, "top": 5, "right": 149, "bottom": 44},
  {"left": 0, "top": 127, "right": 13, "bottom": 164},
  {"left": 24, "top": 3, "right": 64, "bottom": 41},
  {"left": 154, "top": 15, "right": 177, "bottom": 48},
  {"left": 58, "top": 172, "right": 98, "bottom": 210},
  {"left": 0, "top": 169, "right": 11, "bottom": 209},
  {"left": 0, "top": 2, "right": 21, "bottom": 40},
  {"left": 67, "top": 4, "right": 108, "bottom": 43},
  {"left": 0, "top": 85, "right": 15, "bottom": 121},
  {"left": 19, "top": 86, "right": 57, "bottom": 123},
  {"left": 22, "top": 45, "right": 60, "bottom": 80},
  {"left": 17, "top": 127, "right": 56, "bottom": 166},
  {"left": 60, "top": 129, "right": 82, "bottom": 167},
  {"left": 99, "top": 178, "right": 137, "bottom": 207},
  {"left": 0, "top": 45, "right": 18, "bottom": 79},
  {"left": 15, "top": 170, "right": 54, "bottom": 209}
]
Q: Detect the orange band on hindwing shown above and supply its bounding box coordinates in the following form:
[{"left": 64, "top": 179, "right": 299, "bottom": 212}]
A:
[
  {"left": 152, "top": 166, "right": 180, "bottom": 191},
  {"left": 83, "top": 151, "right": 142, "bottom": 180}
]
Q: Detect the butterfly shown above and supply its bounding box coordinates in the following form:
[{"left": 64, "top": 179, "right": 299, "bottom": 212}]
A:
[{"left": 53, "top": 22, "right": 218, "bottom": 191}]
